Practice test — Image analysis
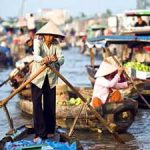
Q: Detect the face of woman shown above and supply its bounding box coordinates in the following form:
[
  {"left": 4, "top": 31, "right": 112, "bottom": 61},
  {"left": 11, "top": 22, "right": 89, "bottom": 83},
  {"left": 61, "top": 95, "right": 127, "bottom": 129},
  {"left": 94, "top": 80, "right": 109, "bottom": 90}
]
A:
[
  {"left": 105, "top": 70, "right": 118, "bottom": 80},
  {"left": 43, "top": 35, "right": 54, "bottom": 43}
]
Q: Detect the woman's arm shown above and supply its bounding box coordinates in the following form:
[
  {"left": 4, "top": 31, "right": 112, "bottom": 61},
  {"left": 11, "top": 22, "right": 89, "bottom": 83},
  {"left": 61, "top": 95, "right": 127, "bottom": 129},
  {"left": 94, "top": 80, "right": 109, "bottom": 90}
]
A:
[
  {"left": 98, "top": 74, "right": 120, "bottom": 88},
  {"left": 33, "top": 39, "right": 43, "bottom": 63},
  {"left": 114, "top": 82, "right": 128, "bottom": 89}
]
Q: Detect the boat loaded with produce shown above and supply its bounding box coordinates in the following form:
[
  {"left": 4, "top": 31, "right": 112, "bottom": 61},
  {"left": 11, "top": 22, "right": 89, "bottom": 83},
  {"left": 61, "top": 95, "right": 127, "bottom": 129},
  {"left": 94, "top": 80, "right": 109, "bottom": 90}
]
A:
[
  {"left": 122, "top": 9, "right": 150, "bottom": 35},
  {"left": 86, "top": 35, "right": 150, "bottom": 108}
]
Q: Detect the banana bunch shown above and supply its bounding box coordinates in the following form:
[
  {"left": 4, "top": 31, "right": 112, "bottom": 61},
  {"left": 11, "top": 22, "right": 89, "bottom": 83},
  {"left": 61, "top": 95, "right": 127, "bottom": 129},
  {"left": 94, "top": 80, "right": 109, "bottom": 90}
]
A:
[
  {"left": 68, "top": 97, "right": 82, "bottom": 106},
  {"left": 124, "top": 61, "right": 150, "bottom": 72}
]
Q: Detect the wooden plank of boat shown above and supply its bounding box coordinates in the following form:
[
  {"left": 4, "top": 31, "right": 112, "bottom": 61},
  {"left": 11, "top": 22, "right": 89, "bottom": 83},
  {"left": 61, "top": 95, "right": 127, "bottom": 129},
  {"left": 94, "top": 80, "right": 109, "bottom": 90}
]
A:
[
  {"left": 19, "top": 98, "right": 138, "bottom": 133},
  {"left": 0, "top": 125, "right": 83, "bottom": 150}
]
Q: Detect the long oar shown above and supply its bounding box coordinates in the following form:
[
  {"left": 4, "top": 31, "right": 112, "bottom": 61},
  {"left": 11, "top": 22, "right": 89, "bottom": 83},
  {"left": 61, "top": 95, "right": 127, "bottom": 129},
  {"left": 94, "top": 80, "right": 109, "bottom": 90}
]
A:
[
  {"left": 48, "top": 64, "right": 125, "bottom": 144},
  {"left": 3, "top": 104, "right": 15, "bottom": 134},
  {"left": 0, "top": 64, "right": 47, "bottom": 107},
  {"left": 106, "top": 48, "right": 150, "bottom": 109},
  {"left": 68, "top": 103, "right": 85, "bottom": 137},
  {"left": 0, "top": 60, "right": 33, "bottom": 87}
]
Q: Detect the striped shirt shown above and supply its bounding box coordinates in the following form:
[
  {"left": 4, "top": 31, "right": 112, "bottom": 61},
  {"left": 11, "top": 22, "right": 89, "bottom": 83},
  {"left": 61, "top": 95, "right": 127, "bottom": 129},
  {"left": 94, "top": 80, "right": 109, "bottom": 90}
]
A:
[{"left": 31, "top": 38, "right": 64, "bottom": 89}]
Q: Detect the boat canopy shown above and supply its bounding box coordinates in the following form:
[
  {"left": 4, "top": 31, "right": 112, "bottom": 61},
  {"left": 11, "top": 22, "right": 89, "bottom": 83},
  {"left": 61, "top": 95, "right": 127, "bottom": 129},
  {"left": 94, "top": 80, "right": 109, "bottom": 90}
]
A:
[
  {"left": 86, "top": 35, "right": 150, "bottom": 48},
  {"left": 125, "top": 9, "right": 150, "bottom": 16}
]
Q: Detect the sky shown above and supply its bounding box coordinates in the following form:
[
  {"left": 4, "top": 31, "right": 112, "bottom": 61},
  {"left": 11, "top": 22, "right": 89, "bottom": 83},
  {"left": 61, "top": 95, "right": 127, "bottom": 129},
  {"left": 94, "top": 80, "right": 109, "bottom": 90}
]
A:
[{"left": 0, "top": 0, "right": 136, "bottom": 18}]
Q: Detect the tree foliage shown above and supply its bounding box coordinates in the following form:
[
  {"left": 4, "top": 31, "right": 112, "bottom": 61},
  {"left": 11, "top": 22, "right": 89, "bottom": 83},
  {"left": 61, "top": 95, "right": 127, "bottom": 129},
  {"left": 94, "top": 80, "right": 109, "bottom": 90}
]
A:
[
  {"left": 136, "top": 0, "right": 150, "bottom": 9},
  {"left": 101, "top": 9, "right": 112, "bottom": 18}
]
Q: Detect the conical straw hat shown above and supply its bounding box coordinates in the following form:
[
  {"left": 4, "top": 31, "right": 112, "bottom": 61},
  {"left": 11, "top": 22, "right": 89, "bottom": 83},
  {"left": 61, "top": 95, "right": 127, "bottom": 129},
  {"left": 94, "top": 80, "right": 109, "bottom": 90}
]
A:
[
  {"left": 105, "top": 56, "right": 120, "bottom": 68},
  {"left": 95, "top": 60, "right": 118, "bottom": 78},
  {"left": 36, "top": 20, "right": 65, "bottom": 38}
]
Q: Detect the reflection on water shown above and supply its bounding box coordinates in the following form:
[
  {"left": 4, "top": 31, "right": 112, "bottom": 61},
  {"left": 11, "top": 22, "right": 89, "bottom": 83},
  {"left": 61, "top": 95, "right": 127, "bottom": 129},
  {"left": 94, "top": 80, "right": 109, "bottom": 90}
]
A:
[{"left": 0, "top": 47, "right": 150, "bottom": 149}]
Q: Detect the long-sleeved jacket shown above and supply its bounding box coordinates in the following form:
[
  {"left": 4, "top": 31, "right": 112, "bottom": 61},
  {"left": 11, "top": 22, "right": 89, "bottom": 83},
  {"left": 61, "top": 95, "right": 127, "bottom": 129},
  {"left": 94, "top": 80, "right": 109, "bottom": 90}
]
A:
[
  {"left": 92, "top": 74, "right": 128, "bottom": 104},
  {"left": 31, "top": 38, "right": 64, "bottom": 89}
]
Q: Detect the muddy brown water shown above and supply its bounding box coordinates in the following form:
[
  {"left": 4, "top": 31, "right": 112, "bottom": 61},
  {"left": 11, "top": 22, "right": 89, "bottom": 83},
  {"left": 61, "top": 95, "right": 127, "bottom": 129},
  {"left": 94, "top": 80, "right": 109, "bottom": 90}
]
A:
[{"left": 0, "top": 47, "right": 150, "bottom": 150}]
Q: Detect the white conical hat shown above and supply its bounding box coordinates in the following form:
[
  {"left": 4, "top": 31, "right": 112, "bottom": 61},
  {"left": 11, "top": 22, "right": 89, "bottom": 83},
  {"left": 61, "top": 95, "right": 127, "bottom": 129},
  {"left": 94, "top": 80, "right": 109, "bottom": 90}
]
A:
[
  {"left": 36, "top": 20, "right": 65, "bottom": 38},
  {"left": 105, "top": 55, "right": 120, "bottom": 68},
  {"left": 95, "top": 59, "right": 118, "bottom": 78}
]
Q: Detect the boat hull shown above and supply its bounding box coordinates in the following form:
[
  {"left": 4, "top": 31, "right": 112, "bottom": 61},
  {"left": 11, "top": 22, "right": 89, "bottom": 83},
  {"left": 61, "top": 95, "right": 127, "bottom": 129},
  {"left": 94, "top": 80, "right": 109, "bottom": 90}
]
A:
[{"left": 19, "top": 98, "right": 138, "bottom": 133}]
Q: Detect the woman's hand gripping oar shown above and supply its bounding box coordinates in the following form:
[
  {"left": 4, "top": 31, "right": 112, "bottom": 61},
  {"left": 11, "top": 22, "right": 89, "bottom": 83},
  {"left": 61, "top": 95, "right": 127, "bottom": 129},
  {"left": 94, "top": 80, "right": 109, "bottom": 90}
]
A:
[
  {"left": 106, "top": 48, "right": 150, "bottom": 109},
  {"left": 48, "top": 64, "right": 125, "bottom": 144},
  {"left": 0, "top": 64, "right": 47, "bottom": 107},
  {"left": 0, "top": 60, "right": 33, "bottom": 88}
]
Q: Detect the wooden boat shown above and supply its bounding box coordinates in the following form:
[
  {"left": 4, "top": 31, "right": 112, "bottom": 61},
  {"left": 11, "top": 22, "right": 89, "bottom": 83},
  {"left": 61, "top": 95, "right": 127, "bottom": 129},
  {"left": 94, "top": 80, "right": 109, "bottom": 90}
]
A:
[
  {"left": 85, "top": 64, "right": 99, "bottom": 87},
  {"left": 86, "top": 35, "right": 150, "bottom": 108},
  {"left": 19, "top": 97, "right": 138, "bottom": 133},
  {"left": 0, "top": 40, "right": 13, "bottom": 66},
  {"left": 133, "top": 82, "right": 150, "bottom": 109},
  {"left": 0, "top": 125, "right": 83, "bottom": 150}
]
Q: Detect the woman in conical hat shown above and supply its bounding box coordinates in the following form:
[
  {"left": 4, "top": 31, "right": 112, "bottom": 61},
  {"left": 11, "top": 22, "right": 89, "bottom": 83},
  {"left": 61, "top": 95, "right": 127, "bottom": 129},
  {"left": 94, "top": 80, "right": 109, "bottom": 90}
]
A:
[
  {"left": 31, "top": 20, "right": 65, "bottom": 141},
  {"left": 91, "top": 56, "right": 129, "bottom": 109}
]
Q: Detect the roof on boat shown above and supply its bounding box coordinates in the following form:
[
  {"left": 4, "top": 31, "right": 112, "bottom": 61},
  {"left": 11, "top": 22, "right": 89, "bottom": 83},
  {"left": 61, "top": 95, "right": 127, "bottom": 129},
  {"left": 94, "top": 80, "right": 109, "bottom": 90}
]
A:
[
  {"left": 86, "top": 35, "right": 150, "bottom": 48},
  {"left": 125, "top": 9, "right": 150, "bottom": 16},
  {"left": 88, "top": 35, "right": 150, "bottom": 42}
]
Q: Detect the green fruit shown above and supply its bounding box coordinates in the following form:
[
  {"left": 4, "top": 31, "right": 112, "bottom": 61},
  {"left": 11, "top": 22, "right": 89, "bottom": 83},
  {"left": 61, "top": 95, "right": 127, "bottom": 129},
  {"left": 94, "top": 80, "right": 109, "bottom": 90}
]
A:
[
  {"left": 69, "top": 98, "right": 76, "bottom": 105},
  {"left": 75, "top": 98, "right": 81, "bottom": 105}
]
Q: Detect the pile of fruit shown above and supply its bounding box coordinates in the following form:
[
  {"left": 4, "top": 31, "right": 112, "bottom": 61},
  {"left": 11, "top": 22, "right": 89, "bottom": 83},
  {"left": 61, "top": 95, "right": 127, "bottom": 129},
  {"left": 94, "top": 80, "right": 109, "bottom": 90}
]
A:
[
  {"left": 57, "top": 97, "right": 83, "bottom": 106},
  {"left": 124, "top": 61, "right": 150, "bottom": 72},
  {"left": 67, "top": 97, "right": 82, "bottom": 105}
]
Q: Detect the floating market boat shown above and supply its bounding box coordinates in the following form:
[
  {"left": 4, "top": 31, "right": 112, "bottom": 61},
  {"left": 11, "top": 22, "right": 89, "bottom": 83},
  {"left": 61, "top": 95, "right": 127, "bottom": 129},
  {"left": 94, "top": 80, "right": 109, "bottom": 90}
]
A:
[
  {"left": 19, "top": 96, "right": 138, "bottom": 133},
  {"left": 122, "top": 9, "right": 150, "bottom": 35},
  {"left": 0, "top": 42, "right": 13, "bottom": 66},
  {"left": 86, "top": 35, "right": 150, "bottom": 85},
  {"left": 85, "top": 35, "right": 150, "bottom": 108}
]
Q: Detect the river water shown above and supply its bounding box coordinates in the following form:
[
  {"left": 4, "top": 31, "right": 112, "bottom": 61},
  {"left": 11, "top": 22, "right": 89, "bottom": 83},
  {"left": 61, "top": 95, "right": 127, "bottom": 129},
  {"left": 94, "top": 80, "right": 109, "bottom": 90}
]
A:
[{"left": 0, "top": 47, "right": 150, "bottom": 150}]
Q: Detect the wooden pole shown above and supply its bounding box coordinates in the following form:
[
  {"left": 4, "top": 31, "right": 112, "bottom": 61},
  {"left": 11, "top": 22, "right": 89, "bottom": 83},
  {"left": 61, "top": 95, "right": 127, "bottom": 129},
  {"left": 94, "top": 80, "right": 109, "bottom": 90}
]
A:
[
  {"left": 106, "top": 48, "right": 150, "bottom": 109},
  {"left": 90, "top": 48, "right": 95, "bottom": 66},
  {"left": 68, "top": 103, "right": 85, "bottom": 137},
  {"left": 48, "top": 65, "right": 125, "bottom": 144},
  {"left": 3, "top": 104, "right": 15, "bottom": 134},
  {"left": 0, "top": 64, "right": 47, "bottom": 107}
]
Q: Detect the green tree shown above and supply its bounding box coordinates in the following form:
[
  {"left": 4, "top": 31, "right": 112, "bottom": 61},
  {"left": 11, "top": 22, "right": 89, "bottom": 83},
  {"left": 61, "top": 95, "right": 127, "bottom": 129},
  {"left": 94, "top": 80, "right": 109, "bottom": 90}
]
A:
[
  {"left": 101, "top": 9, "right": 112, "bottom": 18},
  {"left": 136, "top": 0, "right": 150, "bottom": 9}
]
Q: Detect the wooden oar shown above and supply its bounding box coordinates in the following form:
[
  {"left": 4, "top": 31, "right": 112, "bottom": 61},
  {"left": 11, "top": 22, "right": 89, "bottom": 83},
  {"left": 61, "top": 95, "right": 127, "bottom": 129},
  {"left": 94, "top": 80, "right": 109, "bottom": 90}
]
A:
[
  {"left": 90, "top": 48, "right": 95, "bottom": 66},
  {"left": 48, "top": 64, "right": 125, "bottom": 144},
  {"left": 3, "top": 104, "right": 15, "bottom": 134},
  {"left": 68, "top": 103, "right": 85, "bottom": 137},
  {"left": 106, "top": 48, "right": 150, "bottom": 109},
  {"left": 0, "top": 64, "right": 47, "bottom": 107},
  {"left": 0, "top": 60, "right": 33, "bottom": 87}
]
